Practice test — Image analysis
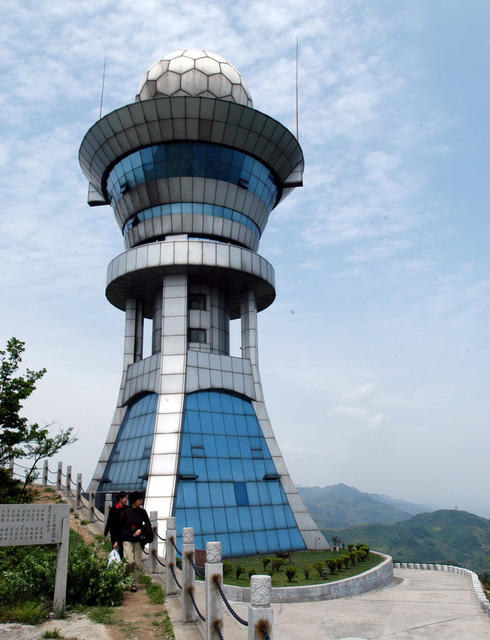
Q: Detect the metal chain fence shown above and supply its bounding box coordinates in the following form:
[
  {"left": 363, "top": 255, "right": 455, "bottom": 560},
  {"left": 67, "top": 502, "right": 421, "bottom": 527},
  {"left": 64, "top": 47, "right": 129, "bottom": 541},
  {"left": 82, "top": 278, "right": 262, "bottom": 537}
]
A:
[
  {"left": 188, "top": 588, "right": 206, "bottom": 622},
  {"left": 169, "top": 563, "right": 182, "bottom": 589},
  {"left": 213, "top": 576, "right": 248, "bottom": 626}
]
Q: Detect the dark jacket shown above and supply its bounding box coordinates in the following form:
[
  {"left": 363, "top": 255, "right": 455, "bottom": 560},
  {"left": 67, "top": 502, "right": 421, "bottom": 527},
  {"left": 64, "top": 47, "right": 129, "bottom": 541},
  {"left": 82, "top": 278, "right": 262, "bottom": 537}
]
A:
[
  {"left": 104, "top": 504, "right": 127, "bottom": 539},
  {"left": 120, "top": 506, "right": 152, "bottom": 543}
]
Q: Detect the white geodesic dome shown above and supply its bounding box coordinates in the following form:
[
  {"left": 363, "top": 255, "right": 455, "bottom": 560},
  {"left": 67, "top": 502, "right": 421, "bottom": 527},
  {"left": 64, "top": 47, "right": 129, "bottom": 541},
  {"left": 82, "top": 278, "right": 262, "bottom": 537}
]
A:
[{"left": 135, "top": 49, "right": 253, "bottom": 107}]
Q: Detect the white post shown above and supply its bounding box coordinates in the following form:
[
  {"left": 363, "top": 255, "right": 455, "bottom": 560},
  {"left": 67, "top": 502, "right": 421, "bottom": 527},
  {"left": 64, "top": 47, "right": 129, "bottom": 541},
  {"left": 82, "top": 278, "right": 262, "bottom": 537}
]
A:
[
  {"left": 166, "top": 517, "right": 178, "bottom": 595},
  {"left": 206, "top": 541, "right": 223, "bottom": 640},
  {"left": 104, "top": 493, "right": 112, "bottom": 527},
  {"left": 53, "top": 508, "right": 70, "bottom": 613},
  {"left": 76, "top": 473, "right": 82, "bottom": 509},
  {"left": 182, "top": 526, "right": 197, "bottom": 623},
  {"left": 56, "top": 461, "right": 62, "bottom": 490},
  {"left": 248, "top": 575, "right": 273, "bottom": 640},
  {"left": 42, "top": 460, "right": 48, "bottom": 486},
  {"left": 89, "top": 492, "right": 95, "bottom": 523},
  {"left": 149, "top": 511, "right": 158, "bottom": 574},
  {"left": 65, "top": 465, "right": 72, "bottom": 496}
]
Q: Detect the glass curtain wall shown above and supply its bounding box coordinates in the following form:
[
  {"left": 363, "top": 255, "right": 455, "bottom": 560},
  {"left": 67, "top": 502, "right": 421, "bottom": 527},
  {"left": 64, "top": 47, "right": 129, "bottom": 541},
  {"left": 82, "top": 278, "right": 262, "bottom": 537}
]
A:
[
  {"left": 173, "top": 390, "right": 305, "bottom": 557},
  {"left": 96, "top": 393, "right": 158, "bottom": 508}
]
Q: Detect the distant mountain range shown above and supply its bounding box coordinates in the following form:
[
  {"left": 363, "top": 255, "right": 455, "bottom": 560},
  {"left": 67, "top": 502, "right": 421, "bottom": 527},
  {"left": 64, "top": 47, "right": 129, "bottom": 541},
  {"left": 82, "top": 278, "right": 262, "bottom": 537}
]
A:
[
  {"left": 297, "top": 483, "right": 490, "bottom": 574},
  {"left": 321, "top": 509, "right": 490, "bottom": 574},
  {"left": 298, "top": 483, "right": 437, "bottom": 529}
]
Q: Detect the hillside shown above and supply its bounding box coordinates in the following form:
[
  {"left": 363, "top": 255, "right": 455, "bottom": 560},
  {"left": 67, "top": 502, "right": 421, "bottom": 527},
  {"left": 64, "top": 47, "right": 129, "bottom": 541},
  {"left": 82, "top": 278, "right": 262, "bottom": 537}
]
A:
[
  {"left": 298, "top": 483, "right": 431, "bottom": 528},
  {"left": 322, "top": 509, "right": 490, "bottom": 573}
]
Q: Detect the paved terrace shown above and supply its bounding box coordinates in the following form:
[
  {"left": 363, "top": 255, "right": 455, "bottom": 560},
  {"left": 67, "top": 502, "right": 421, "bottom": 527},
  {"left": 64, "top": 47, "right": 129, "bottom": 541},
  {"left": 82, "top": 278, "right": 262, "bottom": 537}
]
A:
[{"left": 205, "top": 568, "right": 490, "bottom": 639}]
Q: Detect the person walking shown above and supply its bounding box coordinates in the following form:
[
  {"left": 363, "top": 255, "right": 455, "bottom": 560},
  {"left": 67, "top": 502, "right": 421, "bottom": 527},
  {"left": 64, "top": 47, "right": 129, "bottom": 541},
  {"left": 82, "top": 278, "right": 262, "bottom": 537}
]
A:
[
  {"left": 120, "top": 491, "right": 152, "bottom": 592},
  {"left": 103, "top": 491, "right": 128, "bottom": 557}
]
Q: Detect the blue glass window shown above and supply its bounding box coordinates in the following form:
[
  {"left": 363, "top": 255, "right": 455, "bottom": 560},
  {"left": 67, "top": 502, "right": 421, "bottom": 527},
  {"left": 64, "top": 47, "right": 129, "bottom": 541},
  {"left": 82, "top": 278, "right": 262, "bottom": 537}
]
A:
[
  {"left": 97, "top": 393, "right": 158, "bottom": 506},
  {"left": 106, "top": 142, "right": 278, "bottom": 212},
  {"left": 122, "top": 203, "right": 260, "bottom": 238},
  {"left": 173, "top": 390, "right": 305, "bottom": 557}
]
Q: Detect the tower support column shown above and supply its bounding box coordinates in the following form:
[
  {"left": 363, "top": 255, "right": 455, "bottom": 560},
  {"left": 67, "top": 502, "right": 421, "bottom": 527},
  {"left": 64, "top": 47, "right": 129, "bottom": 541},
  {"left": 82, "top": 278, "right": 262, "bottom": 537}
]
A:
[
  {"left": 145, "top": 270, "right": 188, "bottom": 525},
  {"left": 241, "top": 289, "right": 262, "bottom": 401}
]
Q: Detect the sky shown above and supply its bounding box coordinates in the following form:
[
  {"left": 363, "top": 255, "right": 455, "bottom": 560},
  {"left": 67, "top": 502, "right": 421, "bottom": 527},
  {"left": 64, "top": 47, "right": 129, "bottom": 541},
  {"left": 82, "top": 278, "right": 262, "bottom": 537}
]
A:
[{"left": 1, "top": 0, "right": 489, "bottom": 518}]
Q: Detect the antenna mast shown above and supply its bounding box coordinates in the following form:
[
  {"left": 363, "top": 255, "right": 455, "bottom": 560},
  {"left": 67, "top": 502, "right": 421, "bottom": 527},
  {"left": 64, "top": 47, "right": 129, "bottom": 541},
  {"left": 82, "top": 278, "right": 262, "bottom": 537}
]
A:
[
  {"left": 295, "top": 35, "right": 299, "bottom": 140},
  {"left": 99, "top": 56, "right": 107, "bottom": 119}
]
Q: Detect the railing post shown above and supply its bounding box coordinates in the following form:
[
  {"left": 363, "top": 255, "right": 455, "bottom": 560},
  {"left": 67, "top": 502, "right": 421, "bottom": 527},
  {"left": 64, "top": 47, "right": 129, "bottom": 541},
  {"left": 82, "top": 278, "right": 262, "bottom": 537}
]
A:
[
  {"left": 205, "top": 541, "right": 223, "bottom": 640},
  {"left": 165, "top": 517, "right": 178, "bottom": 595},
  {"left": 89, "top": 491, "right": 95, "bottom": 523},
  {"left": 182, "top": 526, "right": 197, "bottom": 623},
  {"left": 149, "top": 511, "right": 158, "bottom": 574},
  {"left": 248, "top": 575, "right": 273, "bottom": 640},
  {"left": 56, "top": 461, "right": 62, "bottom": 490},
  {"left": 104, "top": 493, "right": 112, "bottom": 527},
  {"left": 76, "top": 474, "right": 82, "bottom": 509},
  {"left": 65, "top": 465, "right": 72, "bottom": 496},
  {"left": 42, "top": 460, "right": 48, "bottom": 486}
]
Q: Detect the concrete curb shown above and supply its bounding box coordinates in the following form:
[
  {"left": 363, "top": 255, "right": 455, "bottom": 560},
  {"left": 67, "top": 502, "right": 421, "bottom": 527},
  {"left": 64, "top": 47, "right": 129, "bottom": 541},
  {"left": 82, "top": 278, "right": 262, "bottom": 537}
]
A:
[
  {"left": 394, "top": 562, "right": 490, "bottom": 617},
  {"left": 223, "top": 552, "right": 394, "bottom": 603}
]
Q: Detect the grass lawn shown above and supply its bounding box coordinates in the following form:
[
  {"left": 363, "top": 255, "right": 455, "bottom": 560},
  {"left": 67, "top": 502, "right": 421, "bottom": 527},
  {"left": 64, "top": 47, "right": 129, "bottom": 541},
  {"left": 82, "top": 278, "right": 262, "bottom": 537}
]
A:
[{"left": 221, "top": 549, "right": 384, "bottom": 587}]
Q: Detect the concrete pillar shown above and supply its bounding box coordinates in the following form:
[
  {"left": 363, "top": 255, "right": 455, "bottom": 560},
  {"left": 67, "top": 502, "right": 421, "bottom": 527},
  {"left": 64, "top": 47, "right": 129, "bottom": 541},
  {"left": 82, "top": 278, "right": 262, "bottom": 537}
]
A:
[
  {"left": 42, "top": 460, "right": 48, "bottom": 486},
  {"left": 240, "top": 289, "right": 263, "bottom": 401},
  {"left": 123, "top": 298, "right": 137, "bottom": 369},
  {"left": 248, "top": 575, "right": 273, "bottom": 640},
  {"left": 56, "top": 461, "right": 62, "bottom": 490},
  {"left": 104, "top": 493, "right": 112, "bottom": 526},
  {"left": 135, "top": 299, "right": 144, "bottom": 361},
  {"left": 89, "top": 492, "right": 95, "bottom": 523},
  {"left": 182, "top": 526, "right": 197, "bottom": 623},
  {"left": 148, "top": 511, "right": 158, "bottom": 574},
  {"left": 65, "top": 465, "right": 72, "bottom": 496},
  {"left": 205, "top": 542, "right": 223, "bottom": 640},
  {"left": 53, "top": 508, "right": 70, "bottom": 614},
  {"left": 152, "top": 289, "right": 162, "bottom": 354},
  {"left": 76, "top": 473, "right": 82, "bottom": 509},
  {"left": 165, "top": 517, "right": 178, "bottom": 595}
]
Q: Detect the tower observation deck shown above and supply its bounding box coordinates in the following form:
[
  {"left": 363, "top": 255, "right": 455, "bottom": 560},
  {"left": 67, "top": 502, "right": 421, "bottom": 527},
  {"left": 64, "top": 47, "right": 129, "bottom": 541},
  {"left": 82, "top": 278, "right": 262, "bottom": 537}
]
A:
[{"left": 79, "top": 49, "right": 328, "bottom": 556}]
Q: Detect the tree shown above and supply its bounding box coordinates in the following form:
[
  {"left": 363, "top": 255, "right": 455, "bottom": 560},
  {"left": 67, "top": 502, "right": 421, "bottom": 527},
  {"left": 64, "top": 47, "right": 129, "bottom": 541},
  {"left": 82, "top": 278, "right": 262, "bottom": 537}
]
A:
[{"left": 0, "top": 337, "right": 76, "bottom": 498}]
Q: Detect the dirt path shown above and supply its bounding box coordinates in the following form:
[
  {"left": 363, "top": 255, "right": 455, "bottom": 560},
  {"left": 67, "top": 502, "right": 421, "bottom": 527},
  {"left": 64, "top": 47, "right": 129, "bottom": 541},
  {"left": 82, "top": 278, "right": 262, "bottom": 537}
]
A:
[{"left": 105, "top": 589, "right": 174, "bottom": 640}]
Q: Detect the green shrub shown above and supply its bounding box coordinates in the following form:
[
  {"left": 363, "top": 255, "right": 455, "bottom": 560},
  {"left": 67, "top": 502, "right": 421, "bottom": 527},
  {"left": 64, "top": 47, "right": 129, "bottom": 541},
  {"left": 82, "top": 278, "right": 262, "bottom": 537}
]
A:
[
  {"left": 0, "top": 601, "right": 49, "bottom": 624},
  {"left": 248, "top": 568, "right": 257, "bottom": 579},
  {"left": 271, "top": 558, "right": 285, "bottom": 573},
  {"left": 223, "top": 560, "right": 233, "bottom": 576},
  {"left": 342, "top": 555, "right": 350, "bottom": 569},
  {"left": 147, "top": 582, "right": 166, "bottom": 604},
  {"left": 327, "top": 559, "right": 337, "bottom": 574},
  {"left": 67, "top": 534, "right": 130, "bottom": 606},
  {"left": 235, "top": 565, "right": 246, "bottom": 580},
  {"left": 41, "top": 630, "right": 64, "bottom": 639},
  {"left": 348, "top": 543, "right": 354, "bottom": 552},
  {"left": 88, "top": 606, "right": 118, "bottom": 625},
  {"left": 285, "top": 567, "right": 296, "bottom": 583},
  {"left": 262, "top": 557, "right": 271, "bottom": 571},
  {"left": 313, "top": 561, "right": 323, "bottom": 577},
  {"left": 335, "top": 557, "right": 344, "bottom": 572},
  {"left": 303, "top": 565, "right": 310, "bottom": 580},
  {"left": 349, "top": 551, "right": 357, "bottom": 565}
]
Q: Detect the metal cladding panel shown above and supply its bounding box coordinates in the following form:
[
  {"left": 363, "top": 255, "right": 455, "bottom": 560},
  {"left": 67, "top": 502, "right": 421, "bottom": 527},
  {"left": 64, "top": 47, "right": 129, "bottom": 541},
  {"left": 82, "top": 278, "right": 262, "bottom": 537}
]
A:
[
  {"left": 105, "top": 240, "right": 275, "bottom": 319},
  {"left": 79, "top": 97, "right": 303, "bottom": 204}
]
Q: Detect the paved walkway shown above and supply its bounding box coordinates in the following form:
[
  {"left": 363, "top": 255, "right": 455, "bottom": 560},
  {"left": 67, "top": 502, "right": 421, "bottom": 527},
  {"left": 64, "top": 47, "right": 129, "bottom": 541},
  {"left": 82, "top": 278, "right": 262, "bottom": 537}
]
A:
[{"left": 212, "top": 569, "right": 489, "bottom": 639}]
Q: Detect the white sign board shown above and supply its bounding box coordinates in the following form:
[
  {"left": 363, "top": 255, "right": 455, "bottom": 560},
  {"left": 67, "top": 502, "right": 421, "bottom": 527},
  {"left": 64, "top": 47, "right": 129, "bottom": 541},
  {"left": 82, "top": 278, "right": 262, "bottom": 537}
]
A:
[
  {"left": 0, "top": 503, "right": 67, "bottom": 547},
  {"left": 0, "top": 503, "right": 70, "bottom": 612}
]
